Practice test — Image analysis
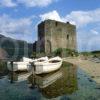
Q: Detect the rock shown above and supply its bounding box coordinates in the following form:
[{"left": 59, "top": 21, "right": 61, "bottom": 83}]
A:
[{"left": 0, "top": 48, "right": 8, "bottom": 60}]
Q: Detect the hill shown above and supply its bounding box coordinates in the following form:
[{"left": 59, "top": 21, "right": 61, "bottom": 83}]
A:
[{"left": 0, "top": 34, "right": 33, "bottom": 60}]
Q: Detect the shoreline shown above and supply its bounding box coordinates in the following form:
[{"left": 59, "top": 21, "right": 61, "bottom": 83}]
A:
[{"left": 63, "top": 57, "right": 100, "bottom": 84}]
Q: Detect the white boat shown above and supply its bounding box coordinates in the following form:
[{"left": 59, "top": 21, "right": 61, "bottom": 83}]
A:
[
  {"left": 7, "top": 56, "right": 48, "bottom": 71},
  {"left": 7, "top": 61, "right": 32, "bottom": 71},
  {"left": 34, "top": 56, "right": 62, "bottom": 74},
  {"left": 22, "top": 56, "right": 48, "bottom": 63},
  {"left": 21, "top": 57, "right": 34, "bottom": 62},
  {"left": 34, "top": 56, "right": 48, "bottom": 65}
]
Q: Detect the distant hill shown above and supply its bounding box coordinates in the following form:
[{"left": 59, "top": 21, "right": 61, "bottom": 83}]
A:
[
  {"left": 91, "top": 51, "right": 100, "bottom": 54},
  {"left": 0, "top": 34, "right": 33, "bottom": 60}
]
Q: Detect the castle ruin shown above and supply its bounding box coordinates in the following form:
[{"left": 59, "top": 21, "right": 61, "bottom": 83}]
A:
[{"left": 35, "top": 19, "right": 77, "bottom": 54}]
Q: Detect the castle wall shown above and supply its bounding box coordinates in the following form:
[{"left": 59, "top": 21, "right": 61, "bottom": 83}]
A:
[{"left": 37, "top": 19, "right": 77, "bottom": 54}]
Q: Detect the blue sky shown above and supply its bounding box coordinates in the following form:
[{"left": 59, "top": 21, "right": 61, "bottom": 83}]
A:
[{"left": 0, "top": 0, "right": 100, "bottom": 51}]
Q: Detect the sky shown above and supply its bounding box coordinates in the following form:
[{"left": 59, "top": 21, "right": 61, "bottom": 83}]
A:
[{"left": 0, "top": 0, "right": 100, "bottom": 51}]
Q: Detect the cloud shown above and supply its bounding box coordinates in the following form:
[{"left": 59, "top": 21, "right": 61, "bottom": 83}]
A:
[
  {"left": 40, "top": 10, "right": 62, "bottom": 21},
  {"left": 0, "top": 14, "right": 34, "bottom": 36},
  {"left": 86, "top": 36, "right": 100, "bottom": 51},
  {"left": 17, "top": 0, "right": 58, "bottom": 7},
  {"left": 0, "top": 0, "right": 16, "bottom": 7},
  {"left": 91, "top": 30, "right": 99, "bottom": 35},
  {"left": 40, "top": 8, "right": 100, "bottom": 28},
  {"left": 64, "top": 8, "right": 100, "bottom": 27},
  {"left": 39, "top": 10, "right": 76, "bottom": 25},
  {"left": 0, "top": 0, "right": 58, "bottom": 7}
]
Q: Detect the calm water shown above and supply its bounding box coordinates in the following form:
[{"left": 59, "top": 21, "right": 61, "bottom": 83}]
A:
[{"left": 0, "top": 62, "right": 100, "bottom": 100}]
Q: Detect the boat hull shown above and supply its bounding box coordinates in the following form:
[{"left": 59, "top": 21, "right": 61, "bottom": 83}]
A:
[
  {"left": 35, "top": 61, "right": 62, "bottom": 74},
  {"left": 7, "top": 62, "right": 32, "bottom": 71}
]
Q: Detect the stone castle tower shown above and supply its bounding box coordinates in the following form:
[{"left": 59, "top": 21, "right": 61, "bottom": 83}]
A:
[{"left": 36, "top": 19, "right": 77, "bottom": 54}]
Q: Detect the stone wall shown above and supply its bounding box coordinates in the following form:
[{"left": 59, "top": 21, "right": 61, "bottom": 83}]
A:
[{"left": 37, "top": 19, "right": 77, "bottom": 54}]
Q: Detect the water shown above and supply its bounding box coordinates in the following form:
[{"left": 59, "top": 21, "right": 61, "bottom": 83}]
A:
[{"left": 0, "top": 62, "right": 100, "bottom": 100}]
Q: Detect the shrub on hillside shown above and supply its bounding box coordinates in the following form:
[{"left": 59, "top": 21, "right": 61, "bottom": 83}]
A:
[{"left": 53, "top": 48, "right": 78, "bottom": 57}]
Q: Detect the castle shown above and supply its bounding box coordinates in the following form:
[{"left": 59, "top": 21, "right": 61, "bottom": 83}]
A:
[{"left": 34, "top": 19, "right": 77, "bottom": 54}]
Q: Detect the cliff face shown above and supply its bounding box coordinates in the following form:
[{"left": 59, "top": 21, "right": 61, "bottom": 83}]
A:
[
  {"left": 0, "top": 48, "right": 8, "bottom": 60},
  {"left": 0, "top": 34, "right": 33, "bottom": 60}
]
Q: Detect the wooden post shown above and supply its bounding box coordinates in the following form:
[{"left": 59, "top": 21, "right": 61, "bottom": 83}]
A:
[
  {"left": 11, "top": 61, "right": 13, "bottom": 71},
  {"left": 31, "top": 62, "right": 35, "bottom": 75},
  {"left": 10, "top": 61, "right": 14, "bottom": 83},
  {"left": 29, "top": 62, "right": 36, "bottom": 89}
]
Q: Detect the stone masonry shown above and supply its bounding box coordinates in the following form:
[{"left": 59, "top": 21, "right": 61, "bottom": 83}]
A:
[{"left": 36, "top": 19, "right": 77, "bottom": 54}]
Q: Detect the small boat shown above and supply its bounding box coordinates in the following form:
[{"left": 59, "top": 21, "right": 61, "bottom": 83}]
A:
[
  {"left": 7, "top": 61, "right": 32, "bottom": 71},
  {"left": 34, "top": 56, "right": 48, "bottom": 65},
  {"left": 34, "top": 56, "right": 62, "bottom": 74},
  {"left": 7, "top": 56, "right": 48, "bottom": 71},
  {"left": 22, "top": 56, "right": 48, "bottom": 63}
]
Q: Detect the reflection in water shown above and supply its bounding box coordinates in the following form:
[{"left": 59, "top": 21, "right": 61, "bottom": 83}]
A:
[
  {"left": 8, "top": 72, "right": 31, "bottom": 83},
  {"left": 0, "top": 62, "right": 99, "bottom": 100},
  {"left": 0, "top": 61, "right": 8, "bottom": 77},
  {"left": 28, "top": 62, "right": 78, "bottom": 99}
]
